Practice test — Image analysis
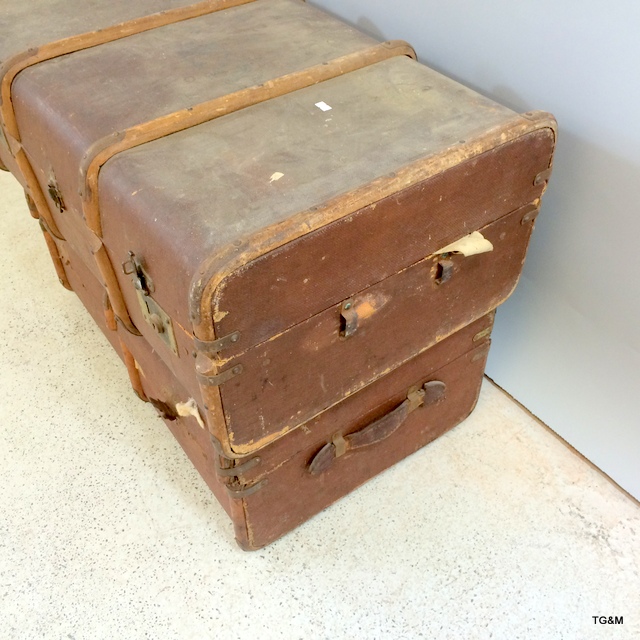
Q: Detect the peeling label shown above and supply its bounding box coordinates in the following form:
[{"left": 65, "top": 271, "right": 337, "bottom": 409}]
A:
[
  {"left": 176, "top": 398, "right": 205, "bottom": 429},
  {"left": 436, "top": 231, "right": 493, "bottom": 257},
  {"left": 213, "top": 310, "right": 228, "bottom": 323},
  {"left": 315, "top": 101, "right": 332, "bottom": 112}
]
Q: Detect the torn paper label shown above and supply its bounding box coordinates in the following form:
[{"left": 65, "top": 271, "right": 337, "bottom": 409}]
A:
[
  {"left": 436, "top": 231, "right": 494, "bottom": 257},
  {"left": 176, "top": 398, "right": 206, "bottom": 429},
  {"left": 315, "top": 101, "right": 332, "bottom": 112}
]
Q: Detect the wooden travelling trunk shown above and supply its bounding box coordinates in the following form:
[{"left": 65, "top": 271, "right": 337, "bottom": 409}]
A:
[{"left": 0, "top": 0, "right": 556, "bottom": 549}]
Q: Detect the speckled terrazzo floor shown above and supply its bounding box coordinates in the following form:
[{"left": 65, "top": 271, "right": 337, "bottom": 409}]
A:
[{"left": 1, "top": 170, "right": 639, "bottom": 640}]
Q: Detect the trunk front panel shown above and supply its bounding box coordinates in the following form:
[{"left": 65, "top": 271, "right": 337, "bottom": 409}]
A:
[
  {"left": 217, "top": 204, "right": 536, "bottom": 454},
  {"left": 214, "top": 130, "right": 554, "bottom": 350}
]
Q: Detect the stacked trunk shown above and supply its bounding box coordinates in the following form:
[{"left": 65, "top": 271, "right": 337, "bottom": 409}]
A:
[{"left": 0, "top": 0, "right": 555, "bottom": 549}]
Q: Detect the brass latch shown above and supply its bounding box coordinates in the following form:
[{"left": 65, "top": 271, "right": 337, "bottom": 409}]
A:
[
  {"left": 122, "top": 251, "right": 178, "bottom": 355},
  {"left": 122, "top": 251, "right": 153, "bottom": 295}
]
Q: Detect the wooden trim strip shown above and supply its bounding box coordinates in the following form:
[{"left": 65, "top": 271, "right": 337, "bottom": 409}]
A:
[
  {"left": 0, "top": 0, "right": 258, "bottom": 240},
  {"left": 13, "top": 145, "right": 65, "bottom": 239},
  {"left": 93, "top": 239, "right": 142, "bottom": 336},
  {"left": 119, "top": 337, "right": 148, "bottom": 401},
  {"left": 80, "top": 40, "right": 417, "bottom": 238},
  {"left": 0, "top": 0, "right": 257, "bottom": 335},
  {"left": 0, "top": 0, "right": 258, "bottom": 142},
  {"left": 38, "top": 219, "right": 72, "bottom": 290}
]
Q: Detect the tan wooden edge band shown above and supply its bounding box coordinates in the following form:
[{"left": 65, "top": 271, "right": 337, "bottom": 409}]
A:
[
  {"left": 38, "top": 220, "right": 72, "bottom": 290},
  {"left": 80, "top": 40, "right": 417, "bottom": 238},
  {"left": 0, "top": 0, "right": 257, "bottom": 141},
  {"left": 13, "top": 146, "right": 66, "bottom": 240},
  {"left": 119, "top": 337, "right": 148, "bottom": 401},
  {"left": 0, "top": 0, "right": 257, "bottom": 336},
  {"left": 76, "top": 40, "right": 415, "bottom": 334}
]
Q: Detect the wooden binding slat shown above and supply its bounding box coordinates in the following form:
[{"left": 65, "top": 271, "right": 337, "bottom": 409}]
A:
[
  {"left": 13, "top": 146, "right": 65, "bottom": 239},
  {"left": 92, "top": 238, "right": 142, "bottom": 336},
  {"left": 119, "top": 337, "right": 148, "bottom": 401},
  {"left": 74, "top": 40, "right": 415, "bottom": 334},
  {"left": 0, "top": 0, "right": 258, "bottom": 335},
  {"left": 80, "top": 40, "right": 417, "bottom": 238},
  {"left": 38, "top": 220, "right": 72, "bottom": 291},
  {"left": 0, "top": 0, "right": 258, "bottom": 141}
]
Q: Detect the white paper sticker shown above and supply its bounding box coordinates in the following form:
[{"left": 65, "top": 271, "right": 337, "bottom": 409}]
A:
[
  {"left": 270, "top": 172, "right": 284, "bottom": 183},
  {"left": 175, "top": 398, "right": 205, "bottom": 429},
  {"left": 315, "top": 101, "right": 332, "bottom": 112},
  {"left": 436, "top": 231, "right": 494, "bottom": 257}
]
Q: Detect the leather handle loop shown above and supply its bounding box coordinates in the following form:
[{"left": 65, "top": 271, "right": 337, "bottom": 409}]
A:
[
  {"left": 347, "top": 392, "right": 420, "bottom": 451},
  {"left": 308, "top": 381, "right": 446, "bottom": 476}
]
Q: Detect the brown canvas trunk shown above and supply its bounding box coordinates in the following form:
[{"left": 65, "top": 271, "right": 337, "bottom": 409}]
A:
[
  {"left": 1, "top": 0, "right": 556, "bottom": 548},
  {"left": 54, "top": 239, "right": 496, "bottom": 549}
]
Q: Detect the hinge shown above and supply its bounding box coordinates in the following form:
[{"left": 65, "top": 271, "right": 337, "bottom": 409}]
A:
[
  {"left": 473, "top": 327, "right": 492, "bottom": 343},
  {"left": 520, "top": 204, "right": 540, "bottom": 225},
  {"left": 194, "top": 331, "right": 241, "bottom": 355}
]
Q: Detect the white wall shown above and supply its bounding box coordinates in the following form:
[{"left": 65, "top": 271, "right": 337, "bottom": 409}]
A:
[{"left": 310, "top": 0, "right": 640, "bottom": 498}]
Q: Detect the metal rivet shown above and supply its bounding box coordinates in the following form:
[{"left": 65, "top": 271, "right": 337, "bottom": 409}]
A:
[
  {"left": 233, "top": 366, "right": 242, "bottom": 374},
  {"left": 344, "top": 302, "right": 352, "bottom": 310},
  {"left": 231, "top": 334, "right": 239, "bottom": 343}
]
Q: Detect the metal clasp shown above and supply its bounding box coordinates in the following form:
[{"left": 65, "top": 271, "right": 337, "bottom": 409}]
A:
[
  {"left": 122, "top": 251, "right": 178, "bottom": 355},
  {"left": 435, "top": 256, "right": 454, "bottom": 285},
  {"left": 122, "top": 251, "right": 154, "bottom": 296},
  {"left": 340, "top": 298, "right": 358, "bottom": 338}
]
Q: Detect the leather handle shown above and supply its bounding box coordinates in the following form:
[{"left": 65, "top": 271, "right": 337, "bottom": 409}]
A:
[
  {"left": 347, "top": 390, "right": 422, "bottom": 451},
  {"left": 308, "top": 380, "right": 446, "bottom": 476}
]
